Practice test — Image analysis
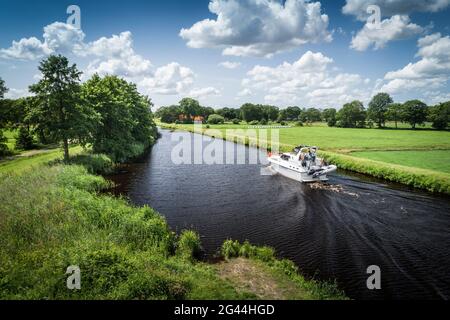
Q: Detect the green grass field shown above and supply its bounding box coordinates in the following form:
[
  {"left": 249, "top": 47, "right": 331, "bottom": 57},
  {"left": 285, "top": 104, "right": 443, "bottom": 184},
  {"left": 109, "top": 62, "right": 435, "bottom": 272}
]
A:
[
  {"left": 4, "top": 130, "right": 16, "bottom": 150},
  {"left": 0, "top": 146, "right": 83, "bottom": 174},
  {"left": 160, "top": 121, "right": 450, "bottom": 154},
  {"left": 351, "top": 150, "right": 450, "bottom": 174}
]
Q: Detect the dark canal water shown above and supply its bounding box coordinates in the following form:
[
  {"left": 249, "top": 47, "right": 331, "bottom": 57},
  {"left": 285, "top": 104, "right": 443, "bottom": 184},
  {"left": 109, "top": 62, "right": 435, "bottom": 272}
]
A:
[{"left": 108, "top": 129, "right": 450, "bottom": 300}]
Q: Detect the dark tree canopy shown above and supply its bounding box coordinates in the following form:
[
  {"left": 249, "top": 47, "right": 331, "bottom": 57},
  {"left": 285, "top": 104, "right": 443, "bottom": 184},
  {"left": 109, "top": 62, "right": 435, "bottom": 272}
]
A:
[
  {"left": 385, "top": 103, "right": 403, "bottom": 129},
  {"left": 322, "top": 108, "right": 337, "bottom": 127},
  {"left": 240, "top": 103, "right": 264, "bottom": 122},
  {"left": 337, "top": 100, "right": 366, "bottom": 128},
  {"left": 156, "top": 105, "right": 182, "bottom": 123},
  {"left": 0, "top": 77, "right": 8, "bottom": 99},
  {"left": 81, "top": 74, "right": 157, "bottom": 162},
  {"left": 0, "top": 77, "right": 9, "bottom": 156},
  {"left": 402, "top": 100, "right": 428, "bottom": 129},
  {"left": 180, "top": 98, "right": 201, "bottom": 120},
  {"left": 429, "top": 102, "right": 449, "bottom": 130},
  {"left": 368, "top": 93, "right": 393, "bottom": 128}
]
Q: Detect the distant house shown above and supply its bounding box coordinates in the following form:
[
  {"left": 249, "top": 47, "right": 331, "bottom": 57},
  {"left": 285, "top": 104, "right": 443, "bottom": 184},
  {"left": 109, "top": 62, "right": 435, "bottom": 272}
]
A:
[{"left": 178, "top": 114, "right": 205, "bottom": 122}]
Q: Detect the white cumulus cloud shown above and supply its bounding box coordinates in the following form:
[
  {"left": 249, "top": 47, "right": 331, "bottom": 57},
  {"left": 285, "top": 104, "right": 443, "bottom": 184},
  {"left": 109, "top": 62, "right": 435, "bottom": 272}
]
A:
[
  {"left": 139, "top": 62, "right": 195, "bottom": 95},
  {"left": 218, "top": 61, "right": 241, "bottom": 69},
  {"left": 0, "top": 22, "right": 214, "bottom": 99},
  {"left": 0, "top": 22, "right": 85, "bottom": 60},
  {"left": 378, "top": 33, "right": 450, "bottom": 101},
  {"left": 180, "top": 0, "right": 332, "bottom": 58},
  {"left": 343, "top": 0, "right": 450, "bottom": 20},
  {"left": 189, "top": 87, "right": 221, "bottom": 98},
  {"left": 351, "top": 15, "right": 424, "bottom": 51},
  {"left": 83, "top": 32, "right": 153, "bottom": 79},
  {"left": 241, "top": 51, "right": 371, "bottom": 107}
]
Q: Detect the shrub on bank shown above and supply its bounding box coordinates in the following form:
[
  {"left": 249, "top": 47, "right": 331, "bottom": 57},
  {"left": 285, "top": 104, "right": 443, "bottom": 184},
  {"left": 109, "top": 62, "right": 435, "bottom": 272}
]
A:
[
  {"left": 176, "top": 230, "right": 202, "bottom": 261},
  {"left": 66, "top": 154, "right": 114, "bottom": 174}
]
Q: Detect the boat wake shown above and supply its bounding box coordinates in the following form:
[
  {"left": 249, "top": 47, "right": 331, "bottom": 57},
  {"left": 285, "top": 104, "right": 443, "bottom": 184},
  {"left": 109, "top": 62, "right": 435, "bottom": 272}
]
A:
[{"left": 309, "top": 182, "right": 360, "bottom": 198}]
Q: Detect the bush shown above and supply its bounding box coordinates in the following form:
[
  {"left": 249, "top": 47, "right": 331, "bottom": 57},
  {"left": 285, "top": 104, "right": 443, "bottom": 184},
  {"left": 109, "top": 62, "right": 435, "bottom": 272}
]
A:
[
  {"left": 260, "top": 119, "right": 268, "bottom": 125},
  {"left": 249, "top": 120, "right": 259, "bottom": 126},
  {"left": 207, "top": 114, "right": 225, "bottom": 125},
  {"left": 280, "top": 121, "right": 287, "bottom": 126},
  {"left": 295, "top": 121, "right": 304, "bottom": 127},
  {"left": 232, "top": 119, "right": 240, "bottom": 125},
  {"left": 177, "top": 230, "right": 201, "bottom": 261},
  {"left": 238, "top": 241, "right": 256, "bottom": 258},
  {"left": 55, "top": 165, "right": 111, "bottom": 192},
  {"left": 221, "top": 240, "right": 241, "bottom": 260},
  {"left": 0, "top": 132, "right": 10, "bottom": 157},
  {"left": 15, "top": 127, "right": 35, "bottom": 150},
  {"left": 67, "top": 154, "right": 114, "bottom": 174}
]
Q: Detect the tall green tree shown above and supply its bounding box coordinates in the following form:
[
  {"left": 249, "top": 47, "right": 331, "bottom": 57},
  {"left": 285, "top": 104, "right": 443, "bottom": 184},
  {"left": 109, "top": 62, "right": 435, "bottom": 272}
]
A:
[
  {"left": 336, "top": 101, "right": 366, "bottom": 128},
  {"left": 428, "top": 102, "right": 449, "bottom": 130},
  {"left": 367, "top": 93, "right": 393, "bottom": 128},
  {"left": 284, "top": 107, "right": 302, "bottom": 121},
  {"left": 217, "top": 107, "right": 240, "bottom": 121},
  {"left": 303, "top": 108, "right": 322, "bottom": 123},
  {"left": 322, "top": 108, "right": 337, "bottom": 127},
  {"left": 157, "top": 105, "right": 182, "bottom": 123},
  {"left": 0, "top": 77, "right": 7, "bottom": 99},
  {"left": 29, "top": 55, "right": 93, "bottom": 161},
  {"left": 240, "top": 103, "right": 264, "bottom": 122},
  {"left": 262, "top": 105, "right": 279, "bottom": 121},
  {"left": 402, "top": 100, "right": 428, "bottom": 129},
  {"left": 385, "top": 103, "right": 403, "bottom": 129},
  {"left": 0, "top": 76, "right": 9, "bottom": 156},
  {"left": 82, "top": 74, "right": 157, "bottom": 162},
  {"left": 180, "top": 98, "right": 201, "bottom": 122}
]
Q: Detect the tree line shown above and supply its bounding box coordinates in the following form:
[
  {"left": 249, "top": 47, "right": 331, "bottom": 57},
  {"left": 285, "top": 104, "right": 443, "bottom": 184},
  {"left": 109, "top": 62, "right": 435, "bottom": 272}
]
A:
[
  {"left": 156, "top": 93, "right": 449, "bottom": 130},
  {"left": 0, "top": 55, "right": 158, "bottom": 161}
]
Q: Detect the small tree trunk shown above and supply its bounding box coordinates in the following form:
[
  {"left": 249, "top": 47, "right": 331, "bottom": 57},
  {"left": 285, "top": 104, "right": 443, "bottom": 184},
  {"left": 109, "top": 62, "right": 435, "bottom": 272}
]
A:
[{"left": 63, "top": 138, "right": 70, "bottom": 162}]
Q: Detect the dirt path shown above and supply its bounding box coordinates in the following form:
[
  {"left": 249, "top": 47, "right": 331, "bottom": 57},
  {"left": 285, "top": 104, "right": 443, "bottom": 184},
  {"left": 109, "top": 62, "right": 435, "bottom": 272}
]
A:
[{"left": 216, "top": 258, "right": 307, "bottom": 300}]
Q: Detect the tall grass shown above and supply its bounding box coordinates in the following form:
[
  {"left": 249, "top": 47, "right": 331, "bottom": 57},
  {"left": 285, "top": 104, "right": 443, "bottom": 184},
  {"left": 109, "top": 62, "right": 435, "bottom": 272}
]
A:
[{"left": 0, "top": 165, "right": 249, "bottom": 300}]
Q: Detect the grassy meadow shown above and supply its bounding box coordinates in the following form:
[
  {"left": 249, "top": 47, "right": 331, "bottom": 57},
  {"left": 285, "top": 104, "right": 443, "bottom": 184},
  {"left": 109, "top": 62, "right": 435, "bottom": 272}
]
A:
[
  {"left": 4, "top": 130, "right": 16, "bottom": 150},
  {"left": 159, "top": 121, "right": 450, "bottom": 194},
  {"left": 0, "top": 146, "right": 84, "bottom": 174},
  {"left": 351, "top": 150, "right": 450, "bottom": 174}
]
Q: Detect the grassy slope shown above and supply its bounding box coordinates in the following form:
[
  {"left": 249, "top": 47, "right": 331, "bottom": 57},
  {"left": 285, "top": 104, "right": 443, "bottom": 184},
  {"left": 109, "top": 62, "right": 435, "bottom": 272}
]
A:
[
  {"left": 158, "top": 121, "right": 450, "bottom": 194},
  {"left": 351, "top": 150, "right": 450, "bottom": 174},
  {"left": 217, "top": 258, "right": 344, "bottom": 300},
  {"left": 0, "top": 164, "right": 346, "bottom": 300},
  {"left": 4, "top": 130, "right": 16, "bottom": 150},
  {"left": 0, "top": 146, "right": 83, "bottom": 174}
]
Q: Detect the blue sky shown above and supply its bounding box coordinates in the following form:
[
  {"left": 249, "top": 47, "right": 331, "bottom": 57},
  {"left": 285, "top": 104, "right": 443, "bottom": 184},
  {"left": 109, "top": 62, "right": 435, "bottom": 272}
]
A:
[{"left": 1, "top": 0, "right": 450, "bottom": 109}]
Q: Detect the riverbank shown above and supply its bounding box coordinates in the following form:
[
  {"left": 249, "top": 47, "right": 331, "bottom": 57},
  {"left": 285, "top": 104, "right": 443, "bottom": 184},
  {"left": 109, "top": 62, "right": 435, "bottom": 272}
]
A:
[
  {"left": 158, "top": 122, "right": 450, "bottom": 195},
  {"left": 0, "top": 154, "right": 347, "bottom": 300}
]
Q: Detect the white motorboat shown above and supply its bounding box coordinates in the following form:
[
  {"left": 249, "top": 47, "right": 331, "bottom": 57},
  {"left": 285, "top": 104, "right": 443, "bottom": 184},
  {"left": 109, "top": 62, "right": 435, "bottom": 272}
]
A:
[{"left": 267, "top": 146, "right": 337, "bottom": 183}]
